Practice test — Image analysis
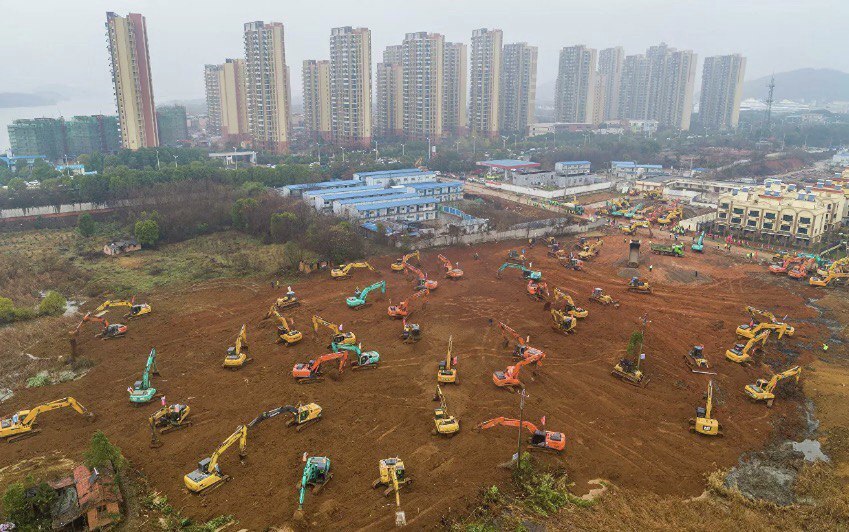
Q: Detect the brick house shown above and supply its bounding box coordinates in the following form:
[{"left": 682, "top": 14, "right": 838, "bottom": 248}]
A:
[{"left": 50, "top": 464, "right": 122, "bottom": 530}]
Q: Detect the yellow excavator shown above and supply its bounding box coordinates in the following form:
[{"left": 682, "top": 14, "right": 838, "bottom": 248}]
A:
[
  {"left": 331, "top": 261, "right": 376, "bottom": 280},
  {"left": 621, "top": 220, "right": 651, "bottom": 236},
  {"left": 437, "top": 336, "right": 458, "bottom": 384},
  {"left": 550, "top": 308, "right": 577, "bottom": 335},
  {"left": 372, "top": 458, "right": 412, "bottom": 507},
  {"left": 391, "top": 251, "right": 420, "bottom": 272},
  {"left": 578, "top": 239, "right": 603, "bottom": 260},
  {"left": 810, "top": 256, "right": 849, "bottom": 287},
  {"left": 1, "top": 397, "right": 94, "bottom": 442},
  {"left": 184, "top": 424, "right": 247, "bottom": 493},
  {"left": 95, "top": 297, "right": 151, "bottom": 319},
  {"left": 433, "top": 385, "right": 459, "bottom": 436},
  {"left": 267, "top": 308, "right": 302, "bottom": 346},
  {"left": 149, "top": 404, "right": 191, "bottom": 448},
  {"left": 223, "top": 325, "right": 251, "bottom": 368},
  {"left": 689, "top": 380, "right": 722, "bottom": 437},
  {"left": 745, "top": 366, "right": 802, "bottom": 407},
  {"left": 736, "top": 306, "right": 794, "bottom": 339},
  {"left": 551, "top": 287, "right": 588, "bottom": 318},
  {"left": 725, "top": 329, "right": 770, "bottom": 365},
  {"left": 312, "top": 315, "right": 356, "bottom": 346}
]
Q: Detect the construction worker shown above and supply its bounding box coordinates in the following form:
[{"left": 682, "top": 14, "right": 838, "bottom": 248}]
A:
[
  {"left": 649, "top": 264, "right": 653, "bottom": 272},
  {"left": 823, "top": 343, "right": 829, "bottom": 352},
  {"left": 286, "top": 286, "right": 295, "bottom": 298}
]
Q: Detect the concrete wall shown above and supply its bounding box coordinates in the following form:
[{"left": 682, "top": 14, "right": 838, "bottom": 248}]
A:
[
  {"left": 679, "top": 212, "right": 718, "bottom": 231},
  {"left": 486, "top": 180, "right": 612, "bottom": 199},
  {"left": 400, "top": 219, "right": 605, "bottom": 248}
]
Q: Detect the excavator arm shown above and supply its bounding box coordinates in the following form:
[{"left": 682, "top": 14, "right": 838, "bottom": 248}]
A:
[
  {"left": 475, "top": 416, "right": 539, "bottom": 434},
  {"left": 248, "top": 406, "right": 298, "bottom": 428},
  {"left": 765, "top": 366, "right": 802, "bottom": 393},
  {"left": 704, "top": 380, "right": 714, "bottom": 419},
  {"left": 313, "top": 352, "right": 348, "bottom": 374},
  {"left": 141, "top": 348, "right": 158, "bottom": 389},
  {"left": 359, "top": 281, "right": 386, "bottom": 302},
  {"left": 21, "top": 397, "right": 90, "bottom": 426},
  {"left": 206, "top": 425, "right": 248, "bottom": 474},
  {"left": 498, "top": 322, "right": 525, "bottom": 347}
]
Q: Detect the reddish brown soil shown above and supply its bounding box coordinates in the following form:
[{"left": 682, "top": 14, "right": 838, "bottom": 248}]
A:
[{"left": 0, "top": 235, "right": 823, "bottom": 529}]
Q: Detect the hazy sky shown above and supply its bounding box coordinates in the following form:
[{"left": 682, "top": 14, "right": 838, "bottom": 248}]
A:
[{"left": 2, "top": 0, "right": 847, "bottom": 104}]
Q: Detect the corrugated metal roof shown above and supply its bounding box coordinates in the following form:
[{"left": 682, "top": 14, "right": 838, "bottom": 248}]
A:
[
  {"left": 354, "top": 197, "right": 437, "bottom": 211},
  {"left": 405, "top": 180, "right": 463, "bottom": 189}
]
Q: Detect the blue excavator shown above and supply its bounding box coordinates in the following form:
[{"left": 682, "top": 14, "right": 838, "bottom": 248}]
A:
[
  {"left": 294, "top": 456, "right": 332, "bottom": 520},
  {"left": 691, "top": 231, "right": 705, "bottom": 253},
  {"left": 129, "top": 348, "right": 159, "bottom": 404},
  {"left": 496, "top": 262, "right": 542, "bottom": 280},
  {"left": 346, "top": 280, "right": 386, "bottom": 309},
  {"left": 331, "top": 341, "right": 380, "bottom": 369}
]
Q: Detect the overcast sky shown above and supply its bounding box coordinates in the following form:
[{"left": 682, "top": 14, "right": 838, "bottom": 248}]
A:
[{"left": 2, "top": 0, "right": 847, "bottom": 104}]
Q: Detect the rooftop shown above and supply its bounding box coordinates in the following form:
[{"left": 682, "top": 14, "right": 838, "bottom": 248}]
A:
[
  {"left": 322, "top": 188, "right": 404, "bottom": 202},
  {"left": 353, "top": 168, "right": 435, "bottom": 179},
  {"left": 558, "top": 161, "right": 591, "bottom": 165},
  {"left": 283, "top": 179, "right": 361, "bottom": 191},
  {"left": 340, "top": 193, "right": 419, "bottom": 205},
  {"left": 477, "top": 159, "right": 541, "bottom": 170},
  {"left": 354, "top": 197, "right": 438, "bottom": 211},
  {"left": 405, "top": 180, "right": 463, "bottom": 190},
  {"left": 304, "top": 185, "right": 384, "bottom": 199}
]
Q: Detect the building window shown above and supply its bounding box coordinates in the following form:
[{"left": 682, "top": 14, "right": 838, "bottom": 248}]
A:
[
  {"left": 731, "top": 217, "right": 741, "bottom": 224},
  {"left": 799, "top": 216, "right": 811, "bottom": 224},
  {"left": 780, "top": 224, "right": 791, "bottom": 232},
  {"left": 764, "top": 212, "right": 776, "bottom": 220},
  {"left": 732, "top": 208, "right": 744, "bottom": 215},
  {"left": 748, "top": 210, "right": 759, "bottom": 217},
  {"left": 718, "top": 212, "right": 727, "bottom": 219},
  {"left": 763, "top": 222, "right": 773, "bottom": 229},
  {"left": 747, "top": 220, "right": 757, "bottom": 227},
  {"left": 782, "top": 214, "right": 794, "bottom": 222},
  {"left": 798, "top": 227, "right": 808, "bottom": 235}
]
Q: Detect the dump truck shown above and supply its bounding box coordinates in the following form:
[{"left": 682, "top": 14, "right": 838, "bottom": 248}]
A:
[{"left": 650, "top": 243, "right": 684, "bottom": 257}]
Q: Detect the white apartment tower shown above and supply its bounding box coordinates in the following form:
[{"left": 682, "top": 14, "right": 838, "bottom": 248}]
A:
[
  {"left": 598, "top": 47, "right": 624, "bottom": 121},
  {"left": 375, "top": 45, "right": 404, "bottom": 137},
  {"left": 401, "top": 32, "right": 445, "bottom": 141},
  {"left": 442, "top": 42, "right": 468, "bottom": 136},
  {"left": 243, "top": 21, "right": 292, "bottom": 153},
  {"left": 500, "top": 42, "right": 538, "bottom": 134},
  {"left": 469, "top": 28, "right": 503, "bottom": 138},
  {"left": 700, "top": 54, "right": 747, "bottom": 130},
  {"left": 303, "top": 59, "right": 331, "bottom": 140},
  {"left": 329, "top": 27, "right": 373, "bottom": 148},
  {"left": 554, "top": 45, "right": 597, "bottom": 123}
]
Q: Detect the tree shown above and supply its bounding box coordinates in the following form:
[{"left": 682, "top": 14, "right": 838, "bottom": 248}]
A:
[
  {"left": 2, "top": 476, "right": 57, "bottom": 530},
  {"left": 231, "top": 198, "right": 257, "bottom": 230},
  {"left": 626, "top": 331, "right": 644, "bottom": 358},
  {"left": 77, "top": 213, "right": 96, "bottom": 237},
  {"left": 134, "top": 218, "right": 160, "bottom": 247},
  {"left": 7, "top": 177, "right": 26, "bottom": 192},
  {"left": 39, "top": 291, "right": 67, "bottom": 317},
  {"left": 269, "top": 212, "right": 298, "bottom": 243},
  {"left": 0, "top": 297, "right": 16, "bottom": 323},
  {"left": 31, "top": 159, "right": 58, "bottom": 180},
  {"left": 84, "top": 431, "right": 127, "bottom": 475}
]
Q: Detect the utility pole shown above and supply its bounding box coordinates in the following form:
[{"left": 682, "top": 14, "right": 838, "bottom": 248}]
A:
[
  {"left": 156, "top": 150, "right": 161, "bottom": 170},
  {"left": 765, "top": 75, "right": 775, "bottom": 133},
  {"left": 515, "top": 388, "right": 526, "bottom": 465},
  {"left": 232, "top": 147, "right": 238, "bottom": 169}
]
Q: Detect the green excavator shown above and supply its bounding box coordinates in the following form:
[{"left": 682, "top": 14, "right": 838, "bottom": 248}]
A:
[
  {"left": 129, "top": 348, "right": 160, "bottom": 404},
  {"left": 346, "top": 280, "right": 386, "bottom": 309},
  {"left": 497, "top": 262, "right": 542, "bottom": 280},
  {"left": 331, "top": 341, "right": 380, "bottom": 369},
  {"left": 294, "top": 456, "right": 333, "bottom": 520}
]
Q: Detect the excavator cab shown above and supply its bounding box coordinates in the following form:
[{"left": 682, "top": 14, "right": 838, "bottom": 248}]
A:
[
  {"left": 101, "top": 323, "right": 128, "bottom": 339},
  {"left": 401, "top": 319, "right": 421, "bottom": 343},
  {"left": 684, "top": 345, "right": 709, "bottom": 370}
]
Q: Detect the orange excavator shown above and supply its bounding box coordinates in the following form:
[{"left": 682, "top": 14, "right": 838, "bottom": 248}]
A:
[
  {"left": 526, "top": 279, "right": 549, "bottom": 301},
  {"left": 387, "top": 289, "right": 429, "bottom": 319},
  {"left": 404, "top": 263, "right": 438, "bottom": 291},
  {"left": 292, "top": 352, "right": 348, "bottom": 384},
  {"left": 70, "top": 312, "right": 127, "bottom": 340},
  {"left": 498, "top": 322, "right": 546, "bottom": 361},
  {"left": 769, "top": 256, "right": 802, "bottom": 274},
  {"left": 788, "top": 257, "right": 816, "bottom": 280},
  {"left": 492, "top": 352, "right": 544, "bottom": 390},
  {"left": 437, "top": 254, "right": 463, "bottom": 280},
  {"left": 475, "top": 417, "right": 565, "bottom": 452}
]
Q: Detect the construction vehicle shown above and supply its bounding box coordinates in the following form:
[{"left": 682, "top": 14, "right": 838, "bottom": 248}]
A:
[
  {"left": 403, "top": 262, "right": 438, "bottom": 291},
  {"left": 691, "top": 232, "right": 705, "bottom": 253},
  {"left": 546, "top": 242, "right": 563, "bottom": 258},
  {"left": 129, "top": 348, "right": 160, "bottom": 404},
  {"left": 736, "top": 306, "right": 794, "bottom": 339},
  {"left": 1, "top": 397, "right": 93, "bottom": 442},
  {"left": 526, "top": 279, "right": 549, "bottom": 301},
  {"left": 401, "top": 318, "right": 421, "bottom": 343},
  {"left": 498, "top": 322, "right": 547, "bottom": 360},
  {"left": 769, "top": 256, "right": 802, "bottom": 274},
  {"left": 589, "top": 287, "right": 619, "bottom": 307},
  {"left": 267, "top": 308, "right": 302, "bottom": 346},
  {"left": 388, "top": 289, "right": 428, "bottom": 319},
  {"left": 95, "top": 296, "right": 151, "bottom": 319},
  {"left": 551, "top": 287, "right": 588, "bottom": 318},
  {"left": 745, "top": 366, "right": 802, "bottom": 407},
  {"left": 578, "top": 239, "right": 603, "bottom": 260},
  {"left": 373, "top": 458, "right": 412, "bottom": 515},
  {"left": 725, "top": 329, "right": 770, "bottom": 365},
  {"left": 507, "top": 249, "right": 527, "bottom": 263},
  {"left": 627, "top": 277, "right": 652, "bottom": 293},
  {"left": 292, "top": 352, "right": 347, "bottom": 383},
  {"left": 683, "top": 345, "right": 710, "bottom": 370},
  {"left": 312, "top": 315, "right": 356, "bottom": 346},
  {"left": 70, "top": 312, "right": 127, "bottom": 340},
  {"left": 223, "top": 325, "right": 251, "bottom": 368},
  {"left": 438, "top": 254, "right": 463, "bottom": 279},
  {"left": 331, "top": 261, "right": 376, "bottom": 280},
  {"left": 612, "top": 335, "right": 647, "bottom": 386},
  {"left": 644, "top": 190, "right": 663, "bottom": 200},
  {"left": 248, "top": 403, "right": 322, "bottom": 432},
  {"left": 497, "top": 262, "right": 542, "bottom": 280},
  {"left": 184, "top": 425, "right": 247, "bottom": 493},
  {"left": 437, "top": 336, "right": 458, "bottom": 384},
  {"left": 433, "top": 385, "right": 459, "bottom": 436},
  {"left": 331, "top": 342, "right": 380, "bottom": 369},
  {"left": 294, "top": 457, "right": 332, "bottom": 520},
  {"left": 689, "top": 381, "right": 722, "bottom": 437},
  {"left": 391, "top": 251, "right": 420, "bottom": 272},
  {"left": 149, "top": 404, "right": 191, "bottom": 448},
  {"left": 650, "top": 243, "right": 684, "bottom": 257},
  {"left": 347, "top": 280, "right": 386, "bottom": 309},
  {"left": 560, "top": 256, "right": 584, "bottom": 271},
  {"left": 549, "top": 308, "right": 577, "bottom": 335},
  {"left": 475, "top": 417, "right": 565, "bottom": 452},
  {"left": 810, "top": 256, "right": 849, "bottom": 286},
  {"left": 621, "top": 220, "right": 651, "bottom": 236},
  {"left": 623, "top": 203, "right": 644, "bottom": 219},
  {"left": 788, "top": 257, "right": 816, "bottom": 280},
  {"left": 492, "top": 352, "right": 544, "bottom": 390}
]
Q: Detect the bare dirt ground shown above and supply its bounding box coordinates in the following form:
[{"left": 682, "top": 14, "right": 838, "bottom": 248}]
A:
[{"left": 0, "top": 234, "right": 825, "bottom": 530}]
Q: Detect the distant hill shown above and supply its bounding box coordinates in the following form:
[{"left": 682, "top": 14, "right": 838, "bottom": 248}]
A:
[
  {"left": 743, "top": 69, "right": 849, "bottom": 103},
  {"left": 0, "top": 92, "right": 63, "bottom": 108}
]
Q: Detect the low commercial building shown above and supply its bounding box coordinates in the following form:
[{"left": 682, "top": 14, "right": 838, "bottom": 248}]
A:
[
  {"left": 278, "top": 179, "right": 362, "bottom": 197},
  {"left": 404, "top": 181, "right": 463, "bottom": 202},
  {"left": 320, "top": 188, "right": 405, "bottom": 211},
  {"left": 353, "top": 168, "right": 437, "bottom": 186},
  {"left": 336, "top": 192, "right": 419, "bottom": 216},
  {"left": 476, "top": 159, "right": 541, "bottom": 179},
  {"left": 555, "top": 160, "right": 591, "bottom": 176},
  {"left": 611, "top": 161, "right": 665, "bottom": 178},
  {"left": 512, "top": 170, "right": 606, "bottom": 189},
  {"left": 303, "top": 185, "right": 384, "bottom": 209},
  {"left": 353, "top": 197, "right": 438, "bottom": 223}
]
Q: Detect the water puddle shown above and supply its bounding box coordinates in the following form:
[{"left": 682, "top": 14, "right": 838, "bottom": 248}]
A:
[{"left": 792, "top": 439, "right": 829, "bottom": 462}]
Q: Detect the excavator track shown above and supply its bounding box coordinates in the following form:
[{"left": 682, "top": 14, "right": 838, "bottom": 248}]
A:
[
  {"left": 160, "top": 421, "right": 193, "bottom": 434},
  {"left": 297, "top": 377, "right": 325, "bottom": 385},
  {"left": 312, "top": 475, "right": 332, "bottom": 495},
  {"left": 6, "top": 429, "right": 41, "bottom": 443}
]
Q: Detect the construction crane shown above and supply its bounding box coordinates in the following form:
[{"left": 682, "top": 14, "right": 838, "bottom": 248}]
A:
[
  {"left": 391, "top": 250, "right": 420, "bottom": 272},
  {"left": 589, "top": 287, "right": 619, "bottom": 307},
  {"left": 129, "top": 348, "right": 160, "bottom": 404},
  {"left": 691, "top": 232, "right": 706, "bottom": 253},
  {"left": 294, "top": 457, "right": 332, "bottom": 520},
  {"left": 551, "top": 287, "right": 588, "bottom": 318},
  {"left": 184, "top": 424, "right": 248, "bottom": 493},
  {"left": 1, "top": 397, "right": 93, "bottom": 442},
  {"left": 346, "top": 280, "right": 386, "bottom": 309},
  {"left": 403, "top": 262, "right": 438, "bottom": 291},
  {"left": 526, "top": 279, "right": 550, "bottom": 301},
  {"left": 331, "top": 341, "right": 380, "bottom": 369},
  {"left": 330, "top": 261, "right": 376, "bottom": 280},
  {"left": 401, "top": 317, "right": 421, "bottom": 343},
  {"left": 492, "top": 352, "right": 544, "bottom": 390},
  {"left": 475, "top": 417, "right": 565, "bottom": 452},
  {"left": 745, "top": 366, "right": 802, "bottom": 407},
  {"left": 149, "top": 404, "right": 191, "bottom": 448},
  {"left": 387, "top": 289, "right": 428, "bottom": 319},
  {"left": 437, "top": 336, "right": 458, "bottom": 384},
  {"left": 736, "top": 306, "right": 794, "bottom": 339},
  {"left": 70, "top": 312, "right": 127, "bottom": 340},
  {"left": 223, "top": 325, "right": 251, "bottom": 368},
  {"left": 248, "top": 403, "right": 322, "bottom": 431},
  {"left": 498, "top": 322, "right": 547, "bottom": 360},
  {"left": 578, "top": 240, "right": 603, "bottom": 260},
  {"left": 94, "top": 296, "right": 151, "bottom": 319},
  {"left": 373, "top": 458, "right": 412, "bottom": 508},
  {"left": 432, "top": 385, "right": 459, "bottom": 436},
  {"left": 437, "top": 254, "right": 463, "bottom": 280},
  {"left": 267, "top": 308, "right": 302, "bottom": 346},
  {"left": 627, "top": 277, "right": 652, "bottom": 293},
  {"left": 725, "top": 329, "right": 770, "bottom": 365},
  {"left": 312, "top": 315, "right": 356, "bottom": 346},
  {"left": 292, "top": 352, "right": 348, "bottom": 383},
  {"left": 683, "top": 345, "right": 710, "bottom": 370},
  {"left": 689, "top": 381, "right": 722, "bottom": 437},
  {"left": 496, "top": 262, "right": 542, "bottom": 280}
]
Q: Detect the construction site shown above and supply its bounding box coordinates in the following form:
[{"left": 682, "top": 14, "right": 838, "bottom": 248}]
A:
[{"left": 0, "top": 212, "right": 833, "bottom": 528}]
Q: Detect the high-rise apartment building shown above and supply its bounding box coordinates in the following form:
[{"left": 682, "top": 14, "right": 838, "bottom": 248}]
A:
[
  {"left": 554, "top": 45, "right": 597, "bottom": 123},
  {"left": 329, "top": 27, "right": 372, "bottom": 148},
  {"left": 243, "top": 21, "right": 292, "bottom": 153},
  {"left": 597, "top": 47, "right": 624, "bottom": 121},
  {"left": 500, "top": 43, "right": 537, "bottom": 134},
  {"left": 442, "top": 42, "right": 468, "bottom": 136},
  {"left": 401, "top": 32, "right": 444, "bottom": 141},
  {"left": 469, "top": 28, "right": 502, "bottom": 138},
  {"left": 205, "top": 59, "right": 250, "bottom": 142},
  {"left": 618, "top": 54, "right": 651, "bottom": 120},
  {"left": 204, "top": 64, "right": 223, "bottom": 136},
  {"left": 591, "top": 74, "right": 606, "bottom": 126},
  {"left": 302, "top": 60, "right": 331, "bottom": 140},
  {"left": 156, "top": 105, "right": 188, "bottom": 147},
  {"left": 375, "top": 45, "right": 404, "bottom": 138},
  {"left": 106, "top": 12, "right": 159, "bottom": 150},
  {"left": 699, "top": 54, "right": 746, "bottom": 130},
  {"left": 645, "top": 43, "right": 697, "bottom": 130}
]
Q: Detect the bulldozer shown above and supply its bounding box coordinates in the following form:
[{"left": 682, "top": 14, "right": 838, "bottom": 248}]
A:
[
  {"left": 578, "top": 239, "right": 603, "bottom": 260},
  {"left": 248, "top": 403, "right": 322, "bottom": 432},
  {"left": 373, "top": 458, "right": 412, "bottom": 507},
  {"left": 223, "top": 325, "right": 251, "bottom": 368},
  {"left": 404, "top": 262, "right": 438, "bottom": 291},
  {"left": 388, "top": 289, "right": 428, "bottom": 319},
  {"left": 1, "top": 397, "right": 94, "bottom": 442},
  {"left": 267, "top": 308, "right": 302, "bottom": 346},
  {"left": 331, "top": 261, "right": 376, "bottom": 280},
  {"left": 149, "top": 404, "right": 191, "bottom": 448},
  {"left": 437, "top": 336, "right": 458, "bottom": 384},
  {"left": 347, "top": 280, "right": 386, "bottom": 310},
  {"left": 627, "top": 277, "right": 652, "bottom": 294},
  {"left": 493, "top": 352, "right": 544, "bottom": 391},
  {"left": 129, "top": 348, "right": 160, "bottom": 404},
  {"left": 683, "top": 345, "right": 710, "bottom": 371},
  {"left": 292, "top": 352, "right": 348, "bottom": 383},
  {"left": 401, "top": 318, "right": 421, "bottom": 343},
  {"left": 70, "top": 312, "right": 127, "bottom": 340},
  {"left": 725, "top": 329, "right": 770, "bottom": 365},
  {"left": 497, "top": 262, "right": 542, "bottom": 280},
  {"left": 184, "top": 424, "right": 247, "bottom": 493},
  {"left": 438, "top": 254, "right": 463, "bottom": 280},
  {"left": 613, "top": 333, "right": 647, "bottom": 386},
  {"left": 294, "top": 457, "right": 332, "bottom": 520},
  {"left": 312, "top": 315, "right": 356, "bottom": 347},
  {"left": 550, "top": 287, "right": 588, "bottom": 318},
  {"left": 331, "top": 341, "right": 380, "bottom": 369},
  {"left": 745, "top": 366, "right": 802, "bottom": 407},
  {"left": 475, "top": 417, "right": 565, "bottom": 452},
  {"left": 589, "top": 287, "right": 619, "bottom": 307},
  {"left": 391, "top": 251, "right": 420, "bottom": 272},
  {"left": 689, "top": 380, "right": 722, "bottom": 437},
  {"left": 95, "top": 296, "right": 151, "bottom": 319},
  {"left": 432, "top": 385, "right": 459, "bottom": 436},
  {"left": 270, "top": 293, "right": 300, "bottom": 311}
]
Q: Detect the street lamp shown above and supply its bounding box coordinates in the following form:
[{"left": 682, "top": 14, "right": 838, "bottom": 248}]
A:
[
  {"left": 232, "top": 146, "right": 238, "bottom": 169},
  {"left": 401, "top": 143, "right": 405, "bottom": 157},
  {"left": 501, "top": 135, "right": 508, "bottom": 150},
  {"left": 173, "top": 154, "right": 178, "bottom": 168},
  {"left": 374, "top": 140, "right": 379, "bottom": 160},
  {"left": 427, "top": 136, "right": 431, "bottom": 161}
]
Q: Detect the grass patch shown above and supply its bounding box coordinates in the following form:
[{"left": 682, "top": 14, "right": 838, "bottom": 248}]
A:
[
  {"left": 25, "top": 372, "right": 50, "bottom": 388},
  {"left": 140, "top": 491, "right": 235, "bottom": 531}
]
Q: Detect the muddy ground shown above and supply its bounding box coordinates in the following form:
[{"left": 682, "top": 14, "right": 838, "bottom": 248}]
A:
[{"left": 0, "top": 233, "right": 826, "bottom": 529}]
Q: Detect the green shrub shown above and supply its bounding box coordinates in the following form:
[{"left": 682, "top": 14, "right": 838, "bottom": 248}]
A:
[
  {"left": 39, "top": 290, "right": 67, "bottom": 316},
  {"left": 135, "top": 218, "right": 160, "bottom": 247},
  {"left": 84, "top": 431, "right": 127, "bottom": 474},
  {"left": 2, "top": 477, "right": 57, "bottom": 529},
  {"left": 26, "top": 372, "right": 51, "bottom": 388},
  {"left": 77, "top": 213, "right": 96, "bottom": 237}
]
